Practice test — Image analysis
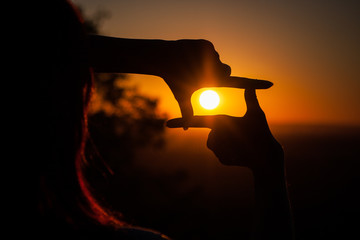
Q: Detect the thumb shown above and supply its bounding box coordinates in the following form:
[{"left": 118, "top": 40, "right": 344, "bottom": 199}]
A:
[{"left": 244, "top": 88, "right": 263, "bottom": 114}]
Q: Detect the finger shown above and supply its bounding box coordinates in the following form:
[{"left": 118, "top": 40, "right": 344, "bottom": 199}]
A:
[
  {"left": 222, "top": 64, "right": 231, "bottom": 77},
  {"left": 178, "top": 99, "right": 194, "bottom": 130},
  {"left": 217, "top": 76, "right": 273, "bottom": 89},
  {"left": 244, "top": 88, "right": 262, "bottom": 113},
  {"left": 166, "top": 115, "right": 231, "bottom": 129}
]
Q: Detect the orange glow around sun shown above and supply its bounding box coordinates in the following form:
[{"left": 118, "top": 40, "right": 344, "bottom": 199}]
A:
[{"left": 192, "top": 87, "right": 247, "bottom": 117}]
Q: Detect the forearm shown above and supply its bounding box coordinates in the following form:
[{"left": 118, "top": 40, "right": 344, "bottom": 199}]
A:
[
  {"left": 251, "top": 157, "right": 294, "bottom": 239},
  {"left": 87, "top": 35, "right": 173, "bottom": 75}
]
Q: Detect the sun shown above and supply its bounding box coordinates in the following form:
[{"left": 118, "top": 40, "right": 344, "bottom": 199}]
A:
[{"left": 199, "top": 90, "right": 220, "bottom": 110}]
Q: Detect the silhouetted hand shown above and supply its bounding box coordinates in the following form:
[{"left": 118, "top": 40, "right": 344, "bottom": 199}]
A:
[
  {"left": 167, "top": 89, "right": 294, "bottom": 240},
  {"left": 167, "top": 89, "right": 294, "bottom": 239},
  {"left": 167, "top": 88, "right": 283, "bottom": 172},
  {"left": 89, "top": 36, "right": 272, "bottom": 126},
  {"left": 159, "top": 40, "right": 273, "bottom": 124},
  {"left": 158, "top": 40, "right": 231, "bottom": 121}
]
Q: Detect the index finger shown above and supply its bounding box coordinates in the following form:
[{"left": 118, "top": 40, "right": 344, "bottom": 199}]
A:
[
  {"left": 217, "top": 76, "right": 273, "bottom": 89},
  {"left": 178, "top": 99, "right": 194, "bottom": 130}
]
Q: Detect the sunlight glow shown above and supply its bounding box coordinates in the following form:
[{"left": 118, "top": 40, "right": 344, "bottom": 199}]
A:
[{"left": 199, "top": 90, "right": 220, "bottom": 110}]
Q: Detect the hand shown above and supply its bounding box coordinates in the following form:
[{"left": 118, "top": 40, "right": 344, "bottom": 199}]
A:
[
  {"left": 88, "top": 35, "right": 272, "bottom": 126},
  {"left": 168, "top": 89, "right": 294, "bottom": 239},
  {"left": 166, "top": 89, "right": 283, "bottom": 172},
  {"left": 160, "top": 40, "right": 272, "bottom": 125}
]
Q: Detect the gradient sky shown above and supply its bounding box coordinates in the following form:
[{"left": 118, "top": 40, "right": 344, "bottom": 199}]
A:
[{"left": 73, "top": 0, "right": 360, "bottom": 126}]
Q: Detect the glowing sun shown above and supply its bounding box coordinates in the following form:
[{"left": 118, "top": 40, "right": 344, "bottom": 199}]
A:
[{"left": 199, "top": 90, "right": 220, "bottom": 110}]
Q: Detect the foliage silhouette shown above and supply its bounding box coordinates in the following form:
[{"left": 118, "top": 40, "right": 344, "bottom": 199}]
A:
[{"left": 87, "top": 72, "right": 166, "bottom": 167}]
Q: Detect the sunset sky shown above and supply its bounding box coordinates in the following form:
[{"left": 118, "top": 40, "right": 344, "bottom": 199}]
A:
[{"left": 73, "top": 0, "right": 360, "bottom": 126}]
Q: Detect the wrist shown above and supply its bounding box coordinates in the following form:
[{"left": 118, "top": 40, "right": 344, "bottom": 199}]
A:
[
  {"left": 88, "top": 35, "right": 174, "bottom": 75},
  {"left": 118, "top": 38, "right": 174, "bottom": 76},
  {"left": 251, "top": 151, "right": 287, "bottom": 189},
  {"left": 140, "top": 39, "right": 176, "bottom": 77}
]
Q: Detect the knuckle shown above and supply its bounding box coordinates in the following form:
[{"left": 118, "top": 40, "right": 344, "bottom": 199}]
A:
[
  {"left": 223, "top": 64, "right": 231, "bottom": 76},
  {"left": 199, "top": 39, "right": 213, "bottom": 47},
  {"left": 198, "top": 39, "right": 215, "bottom": 51}
]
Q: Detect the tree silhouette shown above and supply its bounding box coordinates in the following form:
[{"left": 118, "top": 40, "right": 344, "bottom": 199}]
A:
[{"left": 87, "top": 71, "right": 166, "bottom": 165}]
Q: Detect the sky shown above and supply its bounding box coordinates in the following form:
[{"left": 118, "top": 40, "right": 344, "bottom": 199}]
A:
[{"left": 73, "top": 0, "right": 360, "bottom": 126}]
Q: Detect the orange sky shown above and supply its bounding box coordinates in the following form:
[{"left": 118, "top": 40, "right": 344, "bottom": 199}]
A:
[{"left": 73, "top": 0, "right": 360, "bottom": 126}]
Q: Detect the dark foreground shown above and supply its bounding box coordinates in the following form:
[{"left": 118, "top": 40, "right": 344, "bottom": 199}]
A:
[{"left": 90, "top": 124, "right": 360, "bottom": 240}]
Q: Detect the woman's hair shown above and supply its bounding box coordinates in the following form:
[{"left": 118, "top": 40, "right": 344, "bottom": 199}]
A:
[{"left": 40, "top": 0, "right": 124, "bottom": 232}]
